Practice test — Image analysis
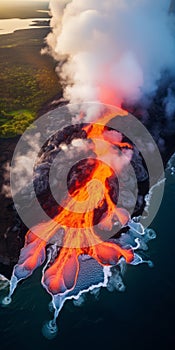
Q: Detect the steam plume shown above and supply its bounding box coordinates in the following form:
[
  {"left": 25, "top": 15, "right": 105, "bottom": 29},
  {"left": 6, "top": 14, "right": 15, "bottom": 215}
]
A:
[{"left": 44, "top": 0, "right": 175, "bottom": 108}]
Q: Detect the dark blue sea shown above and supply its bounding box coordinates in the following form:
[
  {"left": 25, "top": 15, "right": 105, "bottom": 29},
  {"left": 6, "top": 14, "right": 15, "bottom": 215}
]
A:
[{"left": 0, "top": 156, "right": 175, "bottom": 350}]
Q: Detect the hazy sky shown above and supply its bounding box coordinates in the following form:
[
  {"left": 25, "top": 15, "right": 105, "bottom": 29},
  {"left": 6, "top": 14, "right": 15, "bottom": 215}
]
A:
[{"left": 0, "top": 0, "right": 49, "bottom": 3}]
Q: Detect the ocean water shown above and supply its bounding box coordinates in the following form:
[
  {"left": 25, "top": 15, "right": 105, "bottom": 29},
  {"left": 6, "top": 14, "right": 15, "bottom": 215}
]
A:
[
  {"left": 0, "top": 156, "right": 175, "bottom": 350},
  {"left": 0, "top": 18, "right": 48, "bottom": 35}
]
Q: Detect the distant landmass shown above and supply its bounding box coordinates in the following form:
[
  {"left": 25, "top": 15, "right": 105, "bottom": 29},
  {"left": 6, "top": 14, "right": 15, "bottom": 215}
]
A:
[{"left": 0, "top": 1, "right": 49, "bottom": 20}]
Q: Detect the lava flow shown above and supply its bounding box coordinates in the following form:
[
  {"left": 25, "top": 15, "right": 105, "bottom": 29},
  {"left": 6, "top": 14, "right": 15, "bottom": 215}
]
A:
[{"left": 6, "top": 109, "right": 135, "bottom": 319}]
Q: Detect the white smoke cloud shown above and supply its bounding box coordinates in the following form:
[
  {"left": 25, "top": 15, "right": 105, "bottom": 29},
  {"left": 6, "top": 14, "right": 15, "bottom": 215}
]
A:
[
  {"left": 44, "top": 0, "right": 175, "bottom": 108},
  {"left": 11, "top": 133, "right": 41, "bottom": 196},
  {"left": 1, "top": 162, "right": 11, "bottom": 198}
]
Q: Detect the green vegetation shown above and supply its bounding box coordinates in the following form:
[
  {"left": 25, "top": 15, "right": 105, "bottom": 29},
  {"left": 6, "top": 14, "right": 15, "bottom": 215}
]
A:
[
  {"left": 0, "top": 27, "right": 62, "bottom": 137},
  {"left": 0, "top": 64, "right": 59, "bottom": 113},
  {"left": 0, "top": 110, "right": 35, "bottom": 137}
]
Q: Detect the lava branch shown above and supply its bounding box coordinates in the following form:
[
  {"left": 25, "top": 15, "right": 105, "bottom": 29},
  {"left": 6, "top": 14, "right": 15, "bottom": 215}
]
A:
[{"left": 8, "top": 110, "right": 134, "bottom": 299}]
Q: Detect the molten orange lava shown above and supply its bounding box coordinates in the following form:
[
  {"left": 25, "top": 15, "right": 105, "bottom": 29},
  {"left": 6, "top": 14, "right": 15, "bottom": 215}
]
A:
[{"left": 18, "top": 110, "right": 134, "bottom": 296}]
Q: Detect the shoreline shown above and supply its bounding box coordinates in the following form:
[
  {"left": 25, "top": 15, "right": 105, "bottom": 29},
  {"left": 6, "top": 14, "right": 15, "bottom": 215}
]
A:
[
  {"left": 0, "top": 17, "right": 175, "bottom": 278},
  {"left": 0, "top": 106, "right": 174, "bottom": 279},
  {"left": 0, "top": 18, "right": 50, "bottom": 36},
  {"left": 0, "top": 24, "right": 61, "bottom": 275}
]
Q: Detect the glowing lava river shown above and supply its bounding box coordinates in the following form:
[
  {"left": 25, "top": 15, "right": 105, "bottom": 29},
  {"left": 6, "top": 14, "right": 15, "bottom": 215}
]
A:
[{"left": 1, "top": 104, "right": 164, "bottom": 339}]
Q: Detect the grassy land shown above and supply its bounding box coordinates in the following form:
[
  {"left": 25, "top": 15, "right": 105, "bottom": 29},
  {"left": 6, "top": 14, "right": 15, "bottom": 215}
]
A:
[
  {"left": 0, "top": 27, "right": 62, "bottom": 137},
  {"left": 0, "top": 110, "right": 34, "bottom": 137}
]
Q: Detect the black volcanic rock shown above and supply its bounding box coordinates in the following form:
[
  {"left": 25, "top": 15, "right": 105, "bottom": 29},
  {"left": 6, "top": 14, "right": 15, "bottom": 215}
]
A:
[{"left": 1, "top": 77, "right": 175, "bottom": 277}]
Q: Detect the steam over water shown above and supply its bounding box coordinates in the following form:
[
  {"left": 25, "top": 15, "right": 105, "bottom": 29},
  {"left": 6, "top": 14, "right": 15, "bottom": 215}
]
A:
[
  {"left": 0, "top": 103, "right": 165, "bottom": 340},
  {"left": 0, "top": 156, "right": 175, "bottom": 349},
  {"left": 0, "top": 1, "right": 175, "bottom": 347}
]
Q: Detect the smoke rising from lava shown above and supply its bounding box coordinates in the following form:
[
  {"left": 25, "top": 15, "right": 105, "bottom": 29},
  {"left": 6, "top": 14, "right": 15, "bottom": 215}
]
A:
[
  {"left": 44, "top": 0, "right": 175, "bottom": 109},
  {"left": 4, "top": 100, "right": 164, "bottom": 338},
  {"left": 1, "top": 1, "right": 170, "bottom": 337}
]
